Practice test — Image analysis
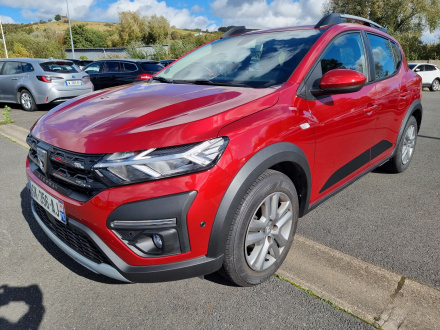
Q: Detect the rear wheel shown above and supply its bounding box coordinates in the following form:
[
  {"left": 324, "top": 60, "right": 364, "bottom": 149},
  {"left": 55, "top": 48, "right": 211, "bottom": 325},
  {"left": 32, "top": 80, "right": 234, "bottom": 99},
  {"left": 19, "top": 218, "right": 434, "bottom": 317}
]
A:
[
  {"left": 20, "top": 89, "right": 38, "bottom": 111},
  {"left": 222, "top": 169, "right": 299, "bottom": 286},
  {"left": 384, "top": 116, "right": 417, "bottom": 173},
  {"left": 430, "top": 79, "right": 440, "bottom": 91}
]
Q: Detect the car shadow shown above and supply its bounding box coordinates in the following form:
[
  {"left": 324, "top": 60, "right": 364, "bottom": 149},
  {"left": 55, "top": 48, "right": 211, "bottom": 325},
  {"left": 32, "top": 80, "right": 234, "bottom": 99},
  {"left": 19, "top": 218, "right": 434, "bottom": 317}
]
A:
[
  {"left": 0, "top": 284, "right": 45, "bottom": 329},
  {"left": 20, "top": 187, "right": 126, "bottom": 285}
]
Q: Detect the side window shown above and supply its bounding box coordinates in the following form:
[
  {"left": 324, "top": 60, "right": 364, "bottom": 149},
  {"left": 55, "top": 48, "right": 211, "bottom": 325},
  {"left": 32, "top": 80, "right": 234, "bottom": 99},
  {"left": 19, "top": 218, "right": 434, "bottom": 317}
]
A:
[
  {"left": 22, "top": 63, "right": 34, "bottom": 73},
  {"left": 84, "top": 62, "right": 101, "bottom": 74},
  {"left": 0, "top": 61, "right": 5, "bottom": 74},
  {"left": 104, "top": 61, "right": 120, "bottom": 73},
  {"left": 3, "top": 62, "right": 23, "bottom": 75},
  {"left": 320, "top": 33, "right": 367, "bottom": 76},
  {"left": 367, "top": 34, "right": 396, "bottom": 79},
  {"left": 425, "top": 65, "right": 435, "bottom": 71},
  {"left": 122, "top": 62, "right": 137, "bottom": 72}
]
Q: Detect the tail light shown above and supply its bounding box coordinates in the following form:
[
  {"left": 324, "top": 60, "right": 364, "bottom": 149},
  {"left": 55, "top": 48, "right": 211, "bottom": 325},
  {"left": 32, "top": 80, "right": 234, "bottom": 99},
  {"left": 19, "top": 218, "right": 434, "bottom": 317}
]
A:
[
  {"left": 82, "top": 75, "right": 91, "bottom": 82},
  {"left": 136, "top": 74, "right": 152, "bottom": 81},
  {"left": 37, "top": 76, "right": 63, "bottom": 83}
]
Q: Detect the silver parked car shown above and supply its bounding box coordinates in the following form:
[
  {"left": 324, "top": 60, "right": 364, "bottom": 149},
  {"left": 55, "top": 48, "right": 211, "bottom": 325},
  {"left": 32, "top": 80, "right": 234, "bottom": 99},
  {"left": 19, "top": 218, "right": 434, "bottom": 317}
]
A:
[{"left": 0, "top": 58, "right": 94, "bottom": 111}]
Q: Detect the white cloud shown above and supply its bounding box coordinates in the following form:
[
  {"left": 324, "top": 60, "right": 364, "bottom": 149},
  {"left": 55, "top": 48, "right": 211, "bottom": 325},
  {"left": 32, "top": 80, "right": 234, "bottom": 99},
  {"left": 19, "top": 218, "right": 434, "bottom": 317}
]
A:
[
  {"left": 422, "top": 28, "right": 440, "bottom": 43},
  {"left": 0, "top": 0, "right": 94, "bottom": 21},
  {"left": 210, "top": 0, "right": 326, "bottom": 29},
  {"left": 97, "top": 0, "right": 217, "bottom": 30},
  {"left": 191, "top": 5, "right": 205, "bottom": 13},
  {"left": 0, "top": 15, "right": 15, "bottom": 24}
]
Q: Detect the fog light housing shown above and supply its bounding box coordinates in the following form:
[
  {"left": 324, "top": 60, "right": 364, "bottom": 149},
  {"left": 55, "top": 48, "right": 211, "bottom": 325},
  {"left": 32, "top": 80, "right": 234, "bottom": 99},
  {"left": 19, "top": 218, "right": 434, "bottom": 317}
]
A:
[{"left": 152, "top": 234, "right": 163, "bottom": 249}]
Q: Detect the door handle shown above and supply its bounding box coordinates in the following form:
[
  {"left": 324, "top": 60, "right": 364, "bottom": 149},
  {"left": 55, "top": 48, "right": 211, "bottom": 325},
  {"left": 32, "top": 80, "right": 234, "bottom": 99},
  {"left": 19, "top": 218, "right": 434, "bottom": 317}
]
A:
[
  {"left": 364, "top": 104, "right": 377, "bottom": 113},
  {"left": 400, "top": 91, "right": 410, "bottom": 98},
  {"left": 11, "top": 78, "right": 18, "bottom": 80}
]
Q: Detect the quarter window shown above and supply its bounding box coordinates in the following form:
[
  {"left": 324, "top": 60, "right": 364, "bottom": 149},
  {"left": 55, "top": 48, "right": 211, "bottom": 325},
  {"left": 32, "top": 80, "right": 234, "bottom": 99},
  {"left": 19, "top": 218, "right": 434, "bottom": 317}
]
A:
[
  {"left": 367, "top": 34, "right": 396, "bottom": 79},
  {"left": 22, "top": 63, "right": 34, "bottom": 73},
  {"left": 320, "top": 33, "right": 367, "bottom": 76}
]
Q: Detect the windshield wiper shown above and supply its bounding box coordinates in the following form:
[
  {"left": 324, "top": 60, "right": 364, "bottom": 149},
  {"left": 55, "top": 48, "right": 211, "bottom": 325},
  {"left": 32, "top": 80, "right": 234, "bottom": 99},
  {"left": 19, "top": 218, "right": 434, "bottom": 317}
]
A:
[
  {"left": 174, "top": 79, "right": 251, "bottom": 88},
  {"left": 152, "top": 76, "right": 173, "bottom": 83}
]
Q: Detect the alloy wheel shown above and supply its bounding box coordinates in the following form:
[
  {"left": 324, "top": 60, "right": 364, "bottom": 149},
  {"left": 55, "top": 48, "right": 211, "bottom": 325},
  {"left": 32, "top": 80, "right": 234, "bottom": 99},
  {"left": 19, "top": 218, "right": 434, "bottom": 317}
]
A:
[{"left": 244, "top": 192, "right": 293, "bottom": 271}]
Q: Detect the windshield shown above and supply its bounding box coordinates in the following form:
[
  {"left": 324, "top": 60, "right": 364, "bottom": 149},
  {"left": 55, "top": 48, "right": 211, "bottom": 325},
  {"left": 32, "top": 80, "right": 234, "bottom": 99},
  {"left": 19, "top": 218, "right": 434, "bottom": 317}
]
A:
[{"left": 156, "top": 29, "right": 323, "bottom": 88}]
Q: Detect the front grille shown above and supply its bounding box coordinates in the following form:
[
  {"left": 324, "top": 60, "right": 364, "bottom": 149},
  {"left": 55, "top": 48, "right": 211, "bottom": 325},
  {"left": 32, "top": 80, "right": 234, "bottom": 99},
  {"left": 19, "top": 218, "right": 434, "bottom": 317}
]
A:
[
  {"left": 34, "top": 203, "right": 109, "bottom": 264},
  {"left": 27, "top": 134, "right": 107, "bottom": 201}
]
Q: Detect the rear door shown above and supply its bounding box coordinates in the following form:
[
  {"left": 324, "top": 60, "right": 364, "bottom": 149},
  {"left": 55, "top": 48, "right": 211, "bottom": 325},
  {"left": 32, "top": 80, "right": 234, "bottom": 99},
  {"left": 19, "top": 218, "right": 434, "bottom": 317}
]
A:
[
  {"left": 99, "top": 61, "right": 122, "bottom": 89},
  {"left": 365, "top": 33, "right": 407, "bottom": 165},
  {"left": 0, "top": 61, "right": 23, "bottom": 102}
]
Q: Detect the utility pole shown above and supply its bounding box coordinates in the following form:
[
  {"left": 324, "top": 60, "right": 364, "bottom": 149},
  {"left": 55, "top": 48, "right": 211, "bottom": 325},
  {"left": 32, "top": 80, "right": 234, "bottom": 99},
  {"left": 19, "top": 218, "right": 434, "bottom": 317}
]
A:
[
  {"left": 66, "top": 0, "right": 75, "bottom": 59},
  {"left": 0, "top": 17, "right": 8, "bottom": 58}
]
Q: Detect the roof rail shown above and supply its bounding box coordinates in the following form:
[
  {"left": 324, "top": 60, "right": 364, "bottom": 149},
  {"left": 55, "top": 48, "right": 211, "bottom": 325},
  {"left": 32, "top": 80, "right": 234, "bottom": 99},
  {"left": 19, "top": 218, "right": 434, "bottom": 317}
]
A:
[
  {"left": 315, "top": 13, "right": 387, "bottom": 33},
  {"left": 220, "top": 26, "right": 258, "bottom": 39}
]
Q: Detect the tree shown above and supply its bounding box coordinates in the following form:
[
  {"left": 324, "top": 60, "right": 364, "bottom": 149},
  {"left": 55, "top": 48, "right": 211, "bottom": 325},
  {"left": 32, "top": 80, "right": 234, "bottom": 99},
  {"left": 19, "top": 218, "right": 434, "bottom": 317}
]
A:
[
  {"left": 323, "top": 0, "right": 440, "bottom": 35},
  {"left": 146, "top": 15, "right": 170, "bottom": 44},
  {"left": 64, "top": 24, "right": 109, "bottom": 48},
  {"left": 322, "top": 0, "right": 440, "bottom": 59},
  {"left": 111, "top": 11, "right": 148, "bottom": 46},
  {"left": 55, "top": 14, "right": 61, "bottom": 22}
]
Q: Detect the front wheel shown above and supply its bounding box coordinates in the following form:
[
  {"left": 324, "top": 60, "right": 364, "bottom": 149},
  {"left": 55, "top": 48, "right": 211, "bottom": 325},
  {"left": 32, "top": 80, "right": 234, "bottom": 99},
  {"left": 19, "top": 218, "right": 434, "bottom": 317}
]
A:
[
  {"left": 20, "top": 89, "right": 38, "bottom": 111},
  {"left": 384, "top": 116, "right": 418, "bottom": 173},
  {"left": 221, "top": 169, "right": 299, "bottom": 286},
  {"left": 430, "top": 79, "right": 440, "bottom": 91}
]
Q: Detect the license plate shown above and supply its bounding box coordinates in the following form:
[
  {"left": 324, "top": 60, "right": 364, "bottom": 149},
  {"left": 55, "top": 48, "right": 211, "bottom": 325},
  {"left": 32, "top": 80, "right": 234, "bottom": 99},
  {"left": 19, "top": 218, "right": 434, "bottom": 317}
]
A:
[
  {"left": 66, "top": 80, "right": 82, "bottom": 86},
  {"left": 30, "top": 180, "right": 66, "bottom": 224}
]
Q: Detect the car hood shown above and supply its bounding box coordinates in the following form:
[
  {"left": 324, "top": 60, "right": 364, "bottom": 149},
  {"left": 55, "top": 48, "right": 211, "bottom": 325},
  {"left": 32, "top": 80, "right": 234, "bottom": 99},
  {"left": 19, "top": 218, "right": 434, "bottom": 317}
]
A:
[{"left": 32, "top": 82, "right": 279, "bottom": 153}]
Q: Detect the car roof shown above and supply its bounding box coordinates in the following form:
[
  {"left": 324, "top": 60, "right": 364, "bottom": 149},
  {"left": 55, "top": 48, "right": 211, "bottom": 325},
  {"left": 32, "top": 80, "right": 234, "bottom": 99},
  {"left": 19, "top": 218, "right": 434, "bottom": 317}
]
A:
[
  {"left": 221, "top": 13, "right": 391, "bottom": 39},
  {"left": 94, "top": 59, "right": 161, "bottom": 64},
  {"left": 3, "top": 58, "right": 75, "bottom": 63}
]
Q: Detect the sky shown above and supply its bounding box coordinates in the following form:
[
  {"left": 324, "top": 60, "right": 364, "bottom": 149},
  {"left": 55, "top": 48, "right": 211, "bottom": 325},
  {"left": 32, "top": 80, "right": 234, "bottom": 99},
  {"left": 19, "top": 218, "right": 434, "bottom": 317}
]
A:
[
  {"left": 0, "top": 0, "right": 326, "bottom": 31},
  {"left": 0, "top": 0, "right": 438, "bottom": 41}
]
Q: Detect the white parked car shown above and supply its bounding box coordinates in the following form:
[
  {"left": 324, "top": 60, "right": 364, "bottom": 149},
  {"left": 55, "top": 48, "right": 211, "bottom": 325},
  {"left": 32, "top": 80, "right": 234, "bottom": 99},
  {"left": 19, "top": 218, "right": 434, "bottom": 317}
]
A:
[{"left": 409, "top": 63, "right": 440, "bottom": 91}]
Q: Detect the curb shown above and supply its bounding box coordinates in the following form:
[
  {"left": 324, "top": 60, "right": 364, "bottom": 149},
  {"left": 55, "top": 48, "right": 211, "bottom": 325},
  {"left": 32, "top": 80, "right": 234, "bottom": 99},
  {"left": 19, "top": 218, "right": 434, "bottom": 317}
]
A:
[
  {"left": 278, "top": 236, "right": 440, "bottom": 329},
  {"left": 0, "top": 123, "right": 29, "bottom": 148}
]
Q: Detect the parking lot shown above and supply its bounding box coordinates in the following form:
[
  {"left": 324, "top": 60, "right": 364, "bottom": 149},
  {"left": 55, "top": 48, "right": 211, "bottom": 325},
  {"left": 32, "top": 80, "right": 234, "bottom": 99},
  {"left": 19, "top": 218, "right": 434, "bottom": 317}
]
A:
[{"left": 0, "top": 91, "right": 439, "bottom": 328}]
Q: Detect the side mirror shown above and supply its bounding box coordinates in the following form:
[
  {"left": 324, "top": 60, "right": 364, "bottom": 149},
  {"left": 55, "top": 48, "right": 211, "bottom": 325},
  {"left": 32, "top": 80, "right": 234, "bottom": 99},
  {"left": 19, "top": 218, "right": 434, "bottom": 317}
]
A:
[
  {"left": 414, "top": 68, "right": 421, "bottom": 72},
  {"left": 311, "top": 69, "right": 367, "bottom": 96}
]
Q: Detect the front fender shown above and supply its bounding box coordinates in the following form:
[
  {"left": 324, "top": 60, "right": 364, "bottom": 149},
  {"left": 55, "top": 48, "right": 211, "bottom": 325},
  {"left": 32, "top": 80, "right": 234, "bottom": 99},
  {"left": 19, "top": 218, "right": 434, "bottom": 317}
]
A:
[{"left": 207, "top": 142, "right": 311, "bottom": 259}]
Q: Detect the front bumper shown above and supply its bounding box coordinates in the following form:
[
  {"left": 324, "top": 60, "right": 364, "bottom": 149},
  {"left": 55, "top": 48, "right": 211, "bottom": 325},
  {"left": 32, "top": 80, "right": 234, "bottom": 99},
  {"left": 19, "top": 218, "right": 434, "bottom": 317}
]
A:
[{"left": 31, "top": 199, "right": 224, "bottom": 282}]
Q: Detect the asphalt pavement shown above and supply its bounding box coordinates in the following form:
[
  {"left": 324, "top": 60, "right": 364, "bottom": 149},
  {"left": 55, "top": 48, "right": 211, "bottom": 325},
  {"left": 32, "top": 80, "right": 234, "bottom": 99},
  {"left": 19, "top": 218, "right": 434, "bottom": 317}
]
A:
[{"left": 1, "top": 92, "right": 439, "bottom": 329}]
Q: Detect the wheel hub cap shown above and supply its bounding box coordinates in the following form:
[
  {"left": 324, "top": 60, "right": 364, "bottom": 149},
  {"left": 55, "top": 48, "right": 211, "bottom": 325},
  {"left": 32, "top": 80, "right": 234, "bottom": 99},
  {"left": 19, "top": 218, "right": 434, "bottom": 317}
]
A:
[{"left": 244, "top": 192, "right": 293, "bottom": 271}]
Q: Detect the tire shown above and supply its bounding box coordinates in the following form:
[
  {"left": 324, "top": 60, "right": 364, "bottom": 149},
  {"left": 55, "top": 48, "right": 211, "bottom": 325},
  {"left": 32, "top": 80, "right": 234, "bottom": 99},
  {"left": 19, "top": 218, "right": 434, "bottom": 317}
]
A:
[
  {"left": 20, "top": 89, "right": 38, "bottom": 111},
  {"left": 430, "top": 79, "right": 440, "bottom": 91},
  {"left": 221, "top": 169, "right": 299, "bottom": 287},
  {"left": 384, "top": 116, "right": 418, "bottom": 173}
]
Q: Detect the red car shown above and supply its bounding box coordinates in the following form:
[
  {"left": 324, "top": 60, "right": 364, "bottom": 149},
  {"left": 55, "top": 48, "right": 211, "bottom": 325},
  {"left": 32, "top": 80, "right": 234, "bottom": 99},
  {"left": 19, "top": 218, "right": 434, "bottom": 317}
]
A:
[{"left": 26, "top": 13, "right": 422, "bottom": 286}]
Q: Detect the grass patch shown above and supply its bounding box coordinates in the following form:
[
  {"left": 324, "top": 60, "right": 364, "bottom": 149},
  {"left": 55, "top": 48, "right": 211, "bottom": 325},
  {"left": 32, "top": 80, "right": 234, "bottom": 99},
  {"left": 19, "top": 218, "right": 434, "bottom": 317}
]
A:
[
  {"left": 274, "top": 273, "right": 381, "bottom": 329},
  {"left": 0, "top": 105, "right": 14, "bottom": 125}
]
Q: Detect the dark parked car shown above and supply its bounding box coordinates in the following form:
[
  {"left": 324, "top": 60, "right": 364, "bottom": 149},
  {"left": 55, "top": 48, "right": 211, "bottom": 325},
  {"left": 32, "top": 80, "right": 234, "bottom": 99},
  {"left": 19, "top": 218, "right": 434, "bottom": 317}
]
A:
[
  {"left": 65, "top": 59, "right": 94, "bottom": 70},
  {"left": 160, "top": 59, "right": 177, "bottom": 67},
  {"left": 26, "top": 13, "right": 422, "bottom": 286},
  {"left": 83, "top": 59, "right": 164, "bottom": 90}
]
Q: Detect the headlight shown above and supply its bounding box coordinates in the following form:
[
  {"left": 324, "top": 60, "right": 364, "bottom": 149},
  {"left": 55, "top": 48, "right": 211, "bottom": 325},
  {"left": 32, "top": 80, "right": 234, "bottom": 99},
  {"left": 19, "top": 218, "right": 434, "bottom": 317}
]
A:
[{"left": 93, "top": 137, "right": 229, "bottom": 185}]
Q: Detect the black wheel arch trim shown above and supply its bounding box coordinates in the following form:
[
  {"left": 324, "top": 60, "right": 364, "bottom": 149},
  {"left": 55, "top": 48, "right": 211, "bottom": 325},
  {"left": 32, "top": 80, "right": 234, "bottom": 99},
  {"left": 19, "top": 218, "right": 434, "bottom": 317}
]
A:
[
  {"left": 207, "top": 142, "right": 311, "bottom": 259},
  {"left": 392, "top": 99, "right": 422, "bottom": 157}
]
